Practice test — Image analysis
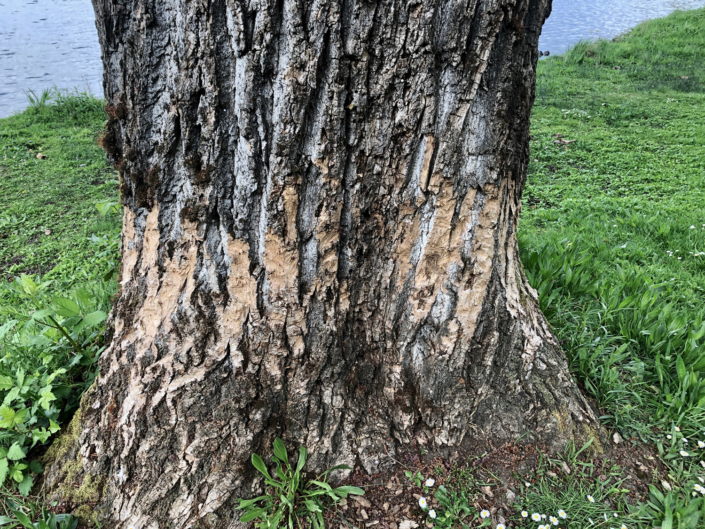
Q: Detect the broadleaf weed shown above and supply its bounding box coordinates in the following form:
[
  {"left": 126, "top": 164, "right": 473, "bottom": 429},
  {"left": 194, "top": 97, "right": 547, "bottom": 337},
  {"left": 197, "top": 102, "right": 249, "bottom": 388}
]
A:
[{"left": 238, "top": 438, "right": 364, "bottom": 529}]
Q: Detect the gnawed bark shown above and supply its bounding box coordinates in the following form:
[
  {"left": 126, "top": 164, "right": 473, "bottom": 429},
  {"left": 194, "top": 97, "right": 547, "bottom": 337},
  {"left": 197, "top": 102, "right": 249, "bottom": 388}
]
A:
[{"left": 49, "top": 0, "right": 603, "bottom": 526}]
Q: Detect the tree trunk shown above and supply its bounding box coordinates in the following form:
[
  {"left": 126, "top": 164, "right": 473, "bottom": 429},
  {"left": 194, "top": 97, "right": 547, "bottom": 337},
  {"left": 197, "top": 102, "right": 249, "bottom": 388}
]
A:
[{"left": 48, "top": 0, "right": 602, "bottom": 526}]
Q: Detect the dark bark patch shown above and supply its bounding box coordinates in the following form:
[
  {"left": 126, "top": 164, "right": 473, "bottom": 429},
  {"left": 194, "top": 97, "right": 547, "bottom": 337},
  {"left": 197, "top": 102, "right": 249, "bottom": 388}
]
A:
[
  {"left": 97, "top": 117, "right": 121, "bottom": 162},
  {"left": 180, "top": 204, "right": 200, "bottom": 223},
  {"left": 147, "top": 164, "right": 161, "bottom": 188},
  {"left": 194, "top": 164, "right": 214, "bottom": 185}
]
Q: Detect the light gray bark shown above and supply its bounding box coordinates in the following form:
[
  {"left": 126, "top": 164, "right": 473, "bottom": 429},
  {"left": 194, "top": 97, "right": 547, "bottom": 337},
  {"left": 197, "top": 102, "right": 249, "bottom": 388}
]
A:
[{"left": 47, "top": 0, "right": 603, "bottom": 527}]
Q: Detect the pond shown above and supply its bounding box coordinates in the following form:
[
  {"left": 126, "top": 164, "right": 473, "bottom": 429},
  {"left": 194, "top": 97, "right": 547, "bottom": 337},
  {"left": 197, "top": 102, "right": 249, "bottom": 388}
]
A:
[
  {"left": 541, "top": 0, "right": 705, "bottom": 55},
  {"left": 1, "top": 0, "right": 704, "bottom": 118}
]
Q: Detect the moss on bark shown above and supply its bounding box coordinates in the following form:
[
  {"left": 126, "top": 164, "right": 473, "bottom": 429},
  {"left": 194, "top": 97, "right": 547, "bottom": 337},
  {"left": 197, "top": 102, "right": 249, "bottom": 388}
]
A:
[{"left": 43, "top": 383, "right": 106, "bottom": 523}]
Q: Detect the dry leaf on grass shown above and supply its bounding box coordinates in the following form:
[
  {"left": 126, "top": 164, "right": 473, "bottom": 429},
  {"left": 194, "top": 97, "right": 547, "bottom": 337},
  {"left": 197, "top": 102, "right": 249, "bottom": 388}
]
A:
[
  {"left": 561, "top": 461, "right": 572, "bottom": 475},
  {"left": 353, "top": 496, "right": 372, "bottom": 508}
]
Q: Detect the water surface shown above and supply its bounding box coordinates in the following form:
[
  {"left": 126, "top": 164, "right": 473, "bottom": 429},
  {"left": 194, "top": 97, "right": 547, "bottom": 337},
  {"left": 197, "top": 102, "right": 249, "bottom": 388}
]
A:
[
  {"left": 541, "top": 0, "right": 705, "bottom": 55},
  {"left": 0, "top": 0, "right": 102, "bottom": 118},
  {"left": 1, "top": 0, "right": 704, "bottom": 118}
]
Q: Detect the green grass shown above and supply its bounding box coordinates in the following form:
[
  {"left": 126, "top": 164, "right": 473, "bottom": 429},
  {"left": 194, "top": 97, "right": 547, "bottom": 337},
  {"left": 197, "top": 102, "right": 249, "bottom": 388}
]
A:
[
  {"left": 514, "top": 445, "right": 631, "bottom": 529},
  {"left": 0, "top": 89, "right": 119, "bottom": 525},
  {"left": 522, "top": 7, "right": 705, "bottom": 440},
  {"left": 0, "top": 88, "right": 119, "bottom": 288},
  {"left": 515, "top": 8, "right": 705, "bottom": 527}
]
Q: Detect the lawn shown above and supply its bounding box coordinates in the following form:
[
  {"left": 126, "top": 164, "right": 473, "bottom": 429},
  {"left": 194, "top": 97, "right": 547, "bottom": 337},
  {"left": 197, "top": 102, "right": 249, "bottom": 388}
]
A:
[
  {"left": 0, "top": 91, "right": 119, "bottom": 526},
  {"left": 0, "top": 7, "right": 703, "bottom": 529},
  {"left": 514, "top": 10, "right": 705, "bottom": 528},
  {"left": 0, "top": 91, "right": 119, "bottom": 286},
  {"left": 522, "top": 8, "right": 705, "bottom": 443}
]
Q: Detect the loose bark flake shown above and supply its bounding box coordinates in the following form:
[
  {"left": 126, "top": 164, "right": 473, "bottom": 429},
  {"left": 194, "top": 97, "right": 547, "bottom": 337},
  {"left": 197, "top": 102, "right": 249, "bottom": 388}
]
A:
[{"left": 49, "top": 0, "right": 604, "bottom": 526}]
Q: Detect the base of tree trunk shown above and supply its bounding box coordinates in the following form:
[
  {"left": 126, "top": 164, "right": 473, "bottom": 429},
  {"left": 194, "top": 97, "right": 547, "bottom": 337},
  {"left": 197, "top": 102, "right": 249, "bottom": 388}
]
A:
[
  {"left": 43, "top": 403, "right": 605, "bottom": 528},
  {"left": 42, "top": 273, "right": 605, "bottom": 526}
]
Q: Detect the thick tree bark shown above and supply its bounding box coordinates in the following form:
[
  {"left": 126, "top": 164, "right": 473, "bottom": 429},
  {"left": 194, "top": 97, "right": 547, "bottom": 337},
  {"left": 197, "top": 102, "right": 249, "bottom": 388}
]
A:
[{"left": 47, "top": 0, "right": 603, "bottom": 526}]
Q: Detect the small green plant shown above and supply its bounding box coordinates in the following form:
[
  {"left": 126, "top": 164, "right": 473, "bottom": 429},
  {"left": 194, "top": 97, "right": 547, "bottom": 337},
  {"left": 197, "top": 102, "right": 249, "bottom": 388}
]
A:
[
  {"left": 560, "top": 438, "right": 595, "bottom": 467},
  {"left": 95, "top": 199, "right": 121, "bottom": 218},
  {"left": 237, "top": 438, "right": 364, "bottom": 529},
  {"left": 7, "top": 508, "right": 78, "bottom": 529},
  {"left": 632, "top": 485, "right": 703, "bottom": 529},
  {"left": 407, "top": 471, "right": 482, "bottom": 529},
  {"left": 428, "top": 485, "right": 479, "bottom": 529},
  {"left": 23, "top": 89, "right": 52, "bottom": 112},
  {"left": 405, "top": 470, "right": 424, "bottom": 487},
  {"left": 5, "top": 274, "right": 108, "bottom": 357},
  {"left": 0, "top": 275, "right": 109, "bottom": 495}
]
